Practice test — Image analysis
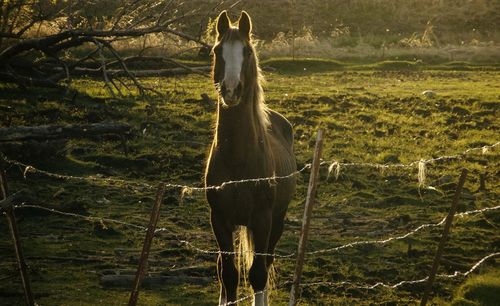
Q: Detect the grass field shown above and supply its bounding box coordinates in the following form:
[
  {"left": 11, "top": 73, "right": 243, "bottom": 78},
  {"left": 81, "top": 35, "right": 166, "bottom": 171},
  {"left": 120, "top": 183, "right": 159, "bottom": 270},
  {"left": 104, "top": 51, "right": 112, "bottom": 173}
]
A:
[{"left": 0, "top": 60, "right": 499, "bottom": 305}]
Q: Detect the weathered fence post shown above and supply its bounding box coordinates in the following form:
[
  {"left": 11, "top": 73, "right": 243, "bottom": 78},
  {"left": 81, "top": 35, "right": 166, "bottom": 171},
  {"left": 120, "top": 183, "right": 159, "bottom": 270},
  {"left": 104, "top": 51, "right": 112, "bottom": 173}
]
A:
[
  {"left": 420, "top": 169, "right": 468, "bottom": 306},
  {"left": 0, "top": 156, "right": 35, "bottom": 306},
  {"left": 289, "top": 129, "right": 324, "bottom": 306},
  {"left": 128, "top": 183, "right": 166, "bottom": 306}
]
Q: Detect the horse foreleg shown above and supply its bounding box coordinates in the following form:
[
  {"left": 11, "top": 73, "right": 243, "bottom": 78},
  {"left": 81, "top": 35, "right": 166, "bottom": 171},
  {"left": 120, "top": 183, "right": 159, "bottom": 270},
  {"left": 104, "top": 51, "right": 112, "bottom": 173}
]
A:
[
  {"left": 216, "top": 254, "right": 227, "bottom": 305},
  {"left": 249, "top": 211, "right": 272, "bottom": 306},
  {"left": 211, "top": 211, "right": 238, "bottom": 305}
]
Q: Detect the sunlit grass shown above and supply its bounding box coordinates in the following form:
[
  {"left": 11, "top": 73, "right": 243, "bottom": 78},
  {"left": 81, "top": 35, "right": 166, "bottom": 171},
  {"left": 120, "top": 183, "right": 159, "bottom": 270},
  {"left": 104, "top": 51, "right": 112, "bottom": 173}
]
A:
[{"left": 451, "top": 269, "right": 500, "bottom": 306}]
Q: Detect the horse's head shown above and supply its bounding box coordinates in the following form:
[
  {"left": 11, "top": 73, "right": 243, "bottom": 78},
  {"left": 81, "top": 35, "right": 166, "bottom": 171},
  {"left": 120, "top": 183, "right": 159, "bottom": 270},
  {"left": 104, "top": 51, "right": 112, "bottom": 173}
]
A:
[{"left": 212, "top": 11, "right": 256, "bottom": 107}]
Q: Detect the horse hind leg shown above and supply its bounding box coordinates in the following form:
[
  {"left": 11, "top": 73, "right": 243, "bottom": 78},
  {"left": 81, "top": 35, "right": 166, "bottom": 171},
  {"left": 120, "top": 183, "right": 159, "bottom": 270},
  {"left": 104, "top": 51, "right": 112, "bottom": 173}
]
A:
[{"left": 211, "top": 211, "right": 238, "bottom": 305}]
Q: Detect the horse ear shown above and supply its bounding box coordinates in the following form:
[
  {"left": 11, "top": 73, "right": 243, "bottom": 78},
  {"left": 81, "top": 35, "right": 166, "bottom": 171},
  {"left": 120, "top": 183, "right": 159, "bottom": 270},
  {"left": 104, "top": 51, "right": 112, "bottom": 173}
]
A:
[
  {"left": 216, "top": 10, "right": 230, "bottom": 40},
  {"left": 238, "top": 11, "right": 252, "bottom": 39}
]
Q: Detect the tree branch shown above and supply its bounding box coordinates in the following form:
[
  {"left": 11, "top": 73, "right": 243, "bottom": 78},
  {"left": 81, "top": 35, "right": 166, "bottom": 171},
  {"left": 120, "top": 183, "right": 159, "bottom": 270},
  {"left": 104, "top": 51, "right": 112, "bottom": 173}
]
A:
[{"left": 0, "top": 1, "right": 214, "bottom": 91}]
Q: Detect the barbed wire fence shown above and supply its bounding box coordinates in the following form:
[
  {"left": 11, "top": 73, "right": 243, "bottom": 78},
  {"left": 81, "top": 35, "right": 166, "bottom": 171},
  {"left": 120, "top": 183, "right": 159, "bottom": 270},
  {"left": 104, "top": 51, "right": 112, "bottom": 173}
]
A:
[
  {"left": 10, "top": 203, "right": 500, "bottom": 259},
  {"left": 1, "top": 139, "right": 499, "bottom": 305},
  {"left": 4, "top": 141, "right": 499, "bottom": 193},
  {"left": 10, "top": 200, "right": 500, "bottom": 305}
]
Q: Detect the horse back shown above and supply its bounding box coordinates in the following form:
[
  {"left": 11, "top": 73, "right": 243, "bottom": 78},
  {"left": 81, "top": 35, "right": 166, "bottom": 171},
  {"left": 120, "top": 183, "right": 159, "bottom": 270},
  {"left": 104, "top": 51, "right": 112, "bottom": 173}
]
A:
[
  {"left": 268, "top": 109, "right": 296, "bottom": 216},
  {"left": 268, "top": 109, "right": 296, "bottom": 174},
  {"left": 268, "top": 109, "right": 294, "bottom": 150}
]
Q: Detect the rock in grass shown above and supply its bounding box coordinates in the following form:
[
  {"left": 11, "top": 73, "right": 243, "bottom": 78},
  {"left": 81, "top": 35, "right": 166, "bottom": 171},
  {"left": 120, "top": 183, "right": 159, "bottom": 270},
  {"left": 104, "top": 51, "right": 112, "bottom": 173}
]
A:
[
  {"left": 317, "top": 96, "right": 334, "bottom": 104},
  {"left": 376, "top": 152, "right": 400, "bottom": 163},
  {"left": 451, "top": 105, "right": 471, "bottom": 116},
  {"left": 422, "top": 90, "right": 437, "bottom": 98},
  {"left": 378, "top": 195, "right": 421, "bottom": 207},
  {"left": 61, "top": 200, "right": 88, "bottom": 214},
  {"left": 93, "top": 220, "right": 120, "bottom": 237},
  {"left": 357, "top": 114, "right": 375, "bottom": 123},
  {"left": 432, "top": 175, "right": 453, "bottom": 186}
]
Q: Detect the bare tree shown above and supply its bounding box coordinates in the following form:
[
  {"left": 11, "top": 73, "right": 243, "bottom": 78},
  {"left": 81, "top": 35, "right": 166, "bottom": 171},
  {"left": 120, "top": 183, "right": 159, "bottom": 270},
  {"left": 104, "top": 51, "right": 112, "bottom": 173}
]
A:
[{"left": 0, "top": 0, "right": 215, "bottom": 95}]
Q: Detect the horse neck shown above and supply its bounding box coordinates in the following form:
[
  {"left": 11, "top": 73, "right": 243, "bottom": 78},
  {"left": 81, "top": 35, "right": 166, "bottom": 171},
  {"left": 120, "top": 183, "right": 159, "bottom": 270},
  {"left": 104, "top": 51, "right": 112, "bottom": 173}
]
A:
[{"left": 215, "top": 82, "right": 267, "bottom": 154}]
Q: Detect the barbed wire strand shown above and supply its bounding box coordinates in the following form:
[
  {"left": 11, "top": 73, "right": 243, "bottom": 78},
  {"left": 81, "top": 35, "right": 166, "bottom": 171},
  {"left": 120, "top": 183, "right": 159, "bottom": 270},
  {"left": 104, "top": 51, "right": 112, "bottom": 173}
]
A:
[
  {"left": 5, "top": 158, "right": 155, "bottom": 190},
  {"left": 4, "top": 141, "right": 498, "bottom": 193},
  {"left": 177, "top": 239, "right": 295, "bottom": 258},
  {"left": 15, "top": 203, "right": 500, "bottom": 258},
  {"left": 15, "top": 204, "right": 148, "bottom": 231},
  {"left": 3, "top": 157, "right": 310, "bottom": 192},
  {"left": 327, "top": 141, "right": 499, "bottom": 180},
  {"left": 187, "top": 163, "right": 311, "bottom": 192},
  {"left": 300, "top": 252, "right": 500, "bottom": 290},
  {"left": 306, "top": 205, "right": 500, "bottom": 255},
  {"left": 225, "top": 251, "right": 500, "bottom": 304},
  {"left": 221, "top": 290, "right": 266, "bottom": 306},
  {"left": 179, "top": 205, "right": 500, "bottom": 257},
  {"left": 12, "top": 202, "right": 293, "bottom": 258}
]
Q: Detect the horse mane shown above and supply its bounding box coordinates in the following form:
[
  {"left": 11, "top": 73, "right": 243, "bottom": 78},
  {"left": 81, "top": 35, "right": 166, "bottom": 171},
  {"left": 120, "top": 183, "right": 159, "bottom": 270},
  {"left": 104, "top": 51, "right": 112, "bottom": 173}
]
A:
[{"left": 253, "top": 57, "right": 271, "bottom": 130}]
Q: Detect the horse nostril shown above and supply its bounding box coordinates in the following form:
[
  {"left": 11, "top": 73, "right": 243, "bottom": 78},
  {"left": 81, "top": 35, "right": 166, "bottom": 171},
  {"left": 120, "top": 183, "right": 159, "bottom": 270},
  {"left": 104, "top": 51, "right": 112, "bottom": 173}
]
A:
[{"left": 235, "top": 82, "right": 242, "bottom": 96}]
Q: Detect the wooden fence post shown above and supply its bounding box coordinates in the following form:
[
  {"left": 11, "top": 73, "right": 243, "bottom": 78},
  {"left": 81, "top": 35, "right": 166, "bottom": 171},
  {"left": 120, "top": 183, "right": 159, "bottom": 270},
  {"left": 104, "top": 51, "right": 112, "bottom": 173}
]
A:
[
  {"left": 420, "top": 169, "right": 468, "bottom": 306},
  {"left": 289, "top": 129, "right": 324, "bottom": 306},
  {"left": 128, "top": 183, "right": 166, "bottom": 306},
  {"left": 0, "top": 156, "right": 35, "bottom": 306}
]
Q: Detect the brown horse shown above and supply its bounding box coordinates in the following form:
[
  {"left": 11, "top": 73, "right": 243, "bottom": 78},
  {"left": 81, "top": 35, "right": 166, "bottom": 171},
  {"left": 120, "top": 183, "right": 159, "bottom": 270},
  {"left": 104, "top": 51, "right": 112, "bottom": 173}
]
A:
[{"left": 205, "top": 10, "right": 296, "bottom": 306}]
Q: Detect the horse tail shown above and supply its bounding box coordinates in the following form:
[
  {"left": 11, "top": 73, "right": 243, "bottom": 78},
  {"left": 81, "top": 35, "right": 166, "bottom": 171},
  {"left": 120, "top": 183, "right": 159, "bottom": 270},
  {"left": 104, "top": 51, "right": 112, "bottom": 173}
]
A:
[
  {"left": 237, "top": 226, "right": 253, "bottom": 287},
  {"left": 267, "top": 259, "right": 276, "bottom": 302},
  {"left": 237, "top": 226, "right": 276, "bottom": 302}
]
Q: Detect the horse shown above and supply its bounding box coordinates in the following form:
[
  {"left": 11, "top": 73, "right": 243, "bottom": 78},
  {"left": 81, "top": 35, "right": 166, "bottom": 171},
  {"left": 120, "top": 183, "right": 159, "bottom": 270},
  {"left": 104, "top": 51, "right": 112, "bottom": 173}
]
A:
[{"left": 205, "top": 10, "right": 296, "bottom": 306}]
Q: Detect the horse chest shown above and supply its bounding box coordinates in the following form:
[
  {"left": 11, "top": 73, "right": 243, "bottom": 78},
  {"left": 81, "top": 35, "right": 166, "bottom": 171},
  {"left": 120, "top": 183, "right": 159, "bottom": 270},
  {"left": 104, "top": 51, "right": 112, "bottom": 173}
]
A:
[
  {"left": 206, "top": 148, "right": 276, "bottom": 225},
  {"left": 210, "top": 183, "right": 276, "bottom": 226},
  {"left": 212, "top": 138, "right": 273, "bottom": 172}
]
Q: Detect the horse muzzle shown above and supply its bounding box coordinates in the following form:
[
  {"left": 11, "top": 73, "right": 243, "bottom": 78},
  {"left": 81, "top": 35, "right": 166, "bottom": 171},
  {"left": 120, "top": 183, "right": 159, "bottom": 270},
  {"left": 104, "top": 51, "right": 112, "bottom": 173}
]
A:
[
  {"left": 221, "top": 82, "right": 242, "bottom": 107},
  {"left": 221, "top": 95, "right": 241, "bottom": 107}
]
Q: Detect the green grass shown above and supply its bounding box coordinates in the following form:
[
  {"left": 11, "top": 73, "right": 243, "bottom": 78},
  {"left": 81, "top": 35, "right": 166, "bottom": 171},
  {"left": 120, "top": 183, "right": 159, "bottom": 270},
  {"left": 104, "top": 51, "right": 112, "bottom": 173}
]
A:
[
  {"left": 0, "top": 61, "right": 499, "bottom": 305},
  {"left": 451, "top": 269, "right": 500, "bottom": 306},
  {"left": 262, "top": 58, "right": 345, "bottom": 74}
]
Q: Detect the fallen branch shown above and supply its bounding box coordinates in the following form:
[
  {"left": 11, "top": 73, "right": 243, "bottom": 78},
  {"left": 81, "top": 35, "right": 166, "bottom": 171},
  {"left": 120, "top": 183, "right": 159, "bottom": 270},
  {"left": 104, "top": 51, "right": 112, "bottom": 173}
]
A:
[
  {"left": 100, "top": 274, "right": 212, "bottom": 287},
  {"left": 0, "top": 123, "right": 132, "bottom": 142},
  {"left": 68, "top": 66, "right": 212, "bottom": 78},
  {"left": 0, "top": 71, "right": 63, "bottom": 89}
]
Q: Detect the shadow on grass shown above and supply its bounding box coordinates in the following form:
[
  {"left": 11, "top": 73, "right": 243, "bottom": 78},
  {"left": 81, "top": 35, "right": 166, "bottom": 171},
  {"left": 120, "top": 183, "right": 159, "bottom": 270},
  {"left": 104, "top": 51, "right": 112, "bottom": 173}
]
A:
[{"left": 262, "top": 57, "right": 500, "bottom": 75}]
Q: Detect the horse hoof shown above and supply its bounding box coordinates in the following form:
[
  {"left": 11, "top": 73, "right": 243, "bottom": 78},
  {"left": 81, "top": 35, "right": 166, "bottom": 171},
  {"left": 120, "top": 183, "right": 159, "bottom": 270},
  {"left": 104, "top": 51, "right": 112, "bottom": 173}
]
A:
[{"left": 252, "top": 291, "right": 268, "bottom": 306}]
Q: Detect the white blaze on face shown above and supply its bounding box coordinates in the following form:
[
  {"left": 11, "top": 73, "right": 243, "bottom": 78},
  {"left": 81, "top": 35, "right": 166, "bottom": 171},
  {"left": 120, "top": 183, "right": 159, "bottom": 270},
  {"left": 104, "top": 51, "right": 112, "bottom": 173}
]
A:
[{"left": 222, "top": 39, "right": 244, "bottom": 98}]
